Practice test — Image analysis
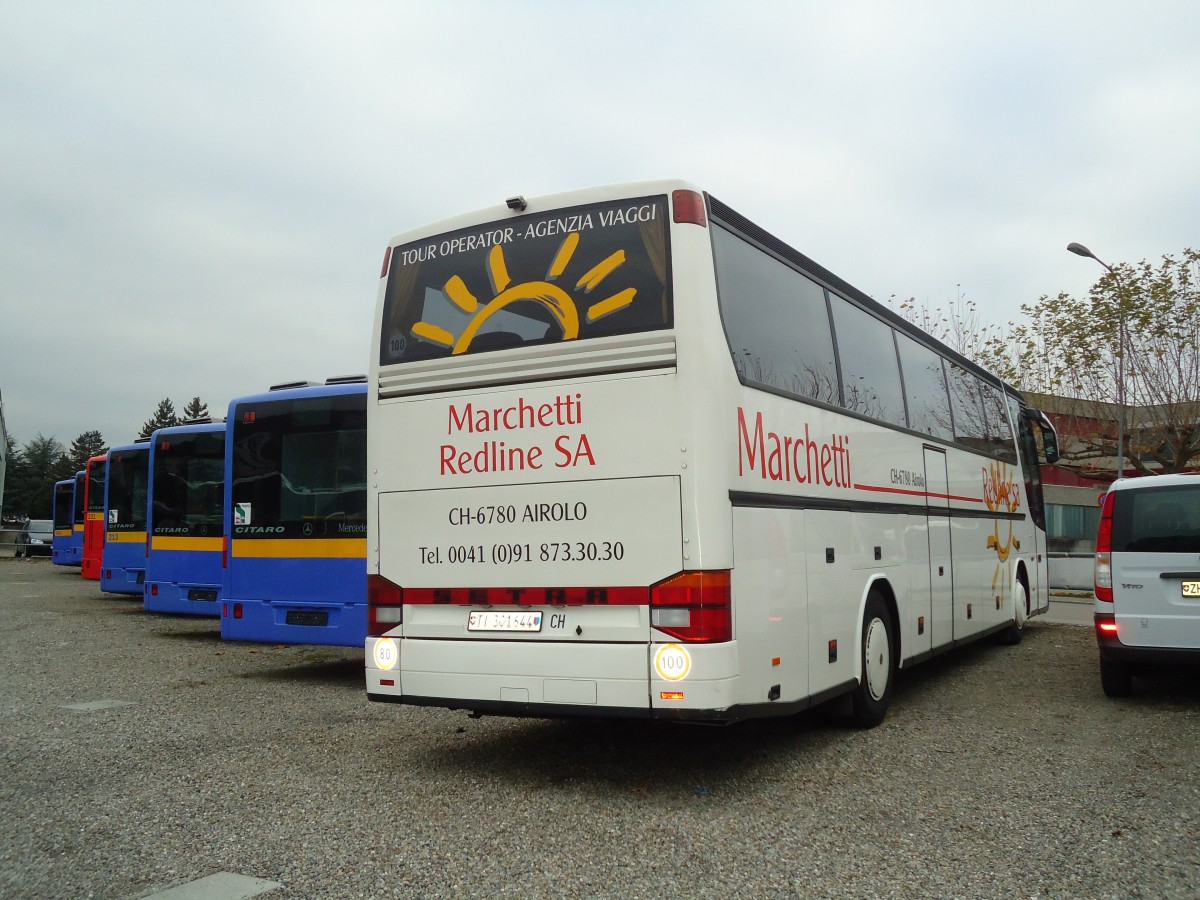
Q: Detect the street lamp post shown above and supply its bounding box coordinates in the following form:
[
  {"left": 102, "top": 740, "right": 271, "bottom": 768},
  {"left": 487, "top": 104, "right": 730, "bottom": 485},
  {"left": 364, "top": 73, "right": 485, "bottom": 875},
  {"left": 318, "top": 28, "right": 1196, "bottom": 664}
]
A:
[{"left": 1067, "top": 242, "right": 1126, "bottom": 479}]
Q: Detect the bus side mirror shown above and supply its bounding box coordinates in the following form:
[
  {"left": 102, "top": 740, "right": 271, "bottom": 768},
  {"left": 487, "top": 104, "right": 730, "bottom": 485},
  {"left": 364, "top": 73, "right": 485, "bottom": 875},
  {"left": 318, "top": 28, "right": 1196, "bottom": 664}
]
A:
[{"left": 1024, "top": 408, "right": 1061, "bottom": 465}]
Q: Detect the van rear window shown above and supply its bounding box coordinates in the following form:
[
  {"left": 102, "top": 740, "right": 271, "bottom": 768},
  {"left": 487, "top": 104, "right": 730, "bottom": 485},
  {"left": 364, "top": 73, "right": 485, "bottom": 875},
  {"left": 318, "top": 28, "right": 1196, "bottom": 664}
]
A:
[
  {"left": 379, "top": 196, "right": 671, "bottom": 366},
  {"left": 1112, "top": 483, "right": 1200, "bottom": 553}
]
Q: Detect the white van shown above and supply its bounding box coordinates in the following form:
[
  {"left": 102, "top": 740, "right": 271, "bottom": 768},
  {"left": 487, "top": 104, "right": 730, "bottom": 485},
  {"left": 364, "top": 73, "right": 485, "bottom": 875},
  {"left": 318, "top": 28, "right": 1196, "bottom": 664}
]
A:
[{"left": 1094, "top": 473, "right": 1200, "bottom": 696}]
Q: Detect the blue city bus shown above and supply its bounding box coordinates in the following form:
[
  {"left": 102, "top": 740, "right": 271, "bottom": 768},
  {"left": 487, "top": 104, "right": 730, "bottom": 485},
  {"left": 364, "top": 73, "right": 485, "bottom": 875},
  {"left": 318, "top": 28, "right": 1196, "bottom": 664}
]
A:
[
  {"left": 51, "top": 478, "right": 75, "bottom": 566},
  {"left": 221, "top": 378, "right": 367, "bottom": 646},
  {"left": 144, "top": 420, "right": 227, "bottom": 616},
  {"left": 101, "top": 439, "right": 150, "bottom": 594},
  {"left": 69, "top": 469, "right": 86, "bottom": 565}
]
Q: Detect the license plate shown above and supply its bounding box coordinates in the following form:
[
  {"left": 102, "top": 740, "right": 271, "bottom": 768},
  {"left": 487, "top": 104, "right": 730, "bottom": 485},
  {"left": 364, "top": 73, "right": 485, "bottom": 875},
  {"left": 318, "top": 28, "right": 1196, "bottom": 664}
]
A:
[
  {"left": 467, "top": 610, "right": 543, "bottom": 632},
  {"left": 1183, "top": 581, "right": 1200, "bottom": 598},
  {"left": 286, "top": 609, "right": 330, "bottom": 627}
]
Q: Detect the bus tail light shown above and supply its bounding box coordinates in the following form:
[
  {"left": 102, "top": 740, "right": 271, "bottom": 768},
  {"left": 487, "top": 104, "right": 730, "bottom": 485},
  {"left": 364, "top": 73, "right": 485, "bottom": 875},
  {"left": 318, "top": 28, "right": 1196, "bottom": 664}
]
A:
[
  {"left": 672, "top": 190, "right": 707, "bottom": 227},
  {"left": 402, "top": 585, "right": 646, "bottom": 606},
  {"left": 380, "top": 246, "right": 393, "bottom": 279},
  {"left": 368, "top": 574, "right": 404, "bottom": 636},
  {"left": 650, "top": 570, "right": 732, "bottom": 643},
  {"left": 1095, "top": 490, "right": 1115, "bottom": 603}
]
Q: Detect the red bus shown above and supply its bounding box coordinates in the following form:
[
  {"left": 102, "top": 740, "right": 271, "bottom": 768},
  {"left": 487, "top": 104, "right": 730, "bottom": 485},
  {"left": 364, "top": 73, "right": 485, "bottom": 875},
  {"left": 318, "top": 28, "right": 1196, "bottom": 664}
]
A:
[{"left": 81, "top": 454, "right": 107, "bottom": 581}]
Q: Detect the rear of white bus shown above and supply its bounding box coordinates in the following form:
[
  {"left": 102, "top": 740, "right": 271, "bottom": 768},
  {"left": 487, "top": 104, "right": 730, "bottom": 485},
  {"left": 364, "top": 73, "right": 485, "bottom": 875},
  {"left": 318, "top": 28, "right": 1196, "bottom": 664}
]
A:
[{"left": 365, "top": 181, "right": 741, "bottom": 721}]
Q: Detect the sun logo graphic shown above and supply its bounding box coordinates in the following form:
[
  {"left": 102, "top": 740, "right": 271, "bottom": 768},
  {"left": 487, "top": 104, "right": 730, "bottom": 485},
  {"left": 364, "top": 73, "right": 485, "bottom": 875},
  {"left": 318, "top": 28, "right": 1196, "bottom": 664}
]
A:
[
  {"left": 409, "top": 235, "right": 637, "bottom": 355},
  {"left": 982, "top": 462, "right": 1022, "bottom": 608}
]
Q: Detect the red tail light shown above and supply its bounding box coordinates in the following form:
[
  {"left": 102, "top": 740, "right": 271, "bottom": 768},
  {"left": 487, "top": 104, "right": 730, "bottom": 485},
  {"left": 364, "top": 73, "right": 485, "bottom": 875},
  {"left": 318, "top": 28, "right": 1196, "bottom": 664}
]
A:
[
  {"left": 380, "top": 246, "right": 393, "bottom": 279},
  {"left": 368, "top": 574, "right": 404, "bottom": 636},
  {"left": 1095, "top": 490, "right": 1116, "bottom": 603},
  {"left": 1096, "top": 614, "right": 1118, "bottom": 636},
  {"left": 672, "top": 190, "right": 707, "bottom": 227},
  {"left": 651, "top": 570, "right": 732, "bottom": 643}
]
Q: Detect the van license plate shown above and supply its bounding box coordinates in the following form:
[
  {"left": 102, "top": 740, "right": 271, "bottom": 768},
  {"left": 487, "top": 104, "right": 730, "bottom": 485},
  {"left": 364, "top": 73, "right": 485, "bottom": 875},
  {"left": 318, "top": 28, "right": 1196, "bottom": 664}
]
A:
[
  {"left": 1183, "top": 581, "right": 1200, "bottom": 598},
  {"left": 468, "top": 611, "right": 543, "bottom": 632}
]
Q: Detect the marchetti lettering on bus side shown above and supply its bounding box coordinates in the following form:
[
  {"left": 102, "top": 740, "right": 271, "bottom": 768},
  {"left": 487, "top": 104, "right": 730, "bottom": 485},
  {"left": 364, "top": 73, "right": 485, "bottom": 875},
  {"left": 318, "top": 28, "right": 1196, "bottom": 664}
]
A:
[
  {"left": 440, "top": 392, "right": 595, "bottom": 475},
  {"left": 736, "top": 407, "right": 851, "bottom": 487}
]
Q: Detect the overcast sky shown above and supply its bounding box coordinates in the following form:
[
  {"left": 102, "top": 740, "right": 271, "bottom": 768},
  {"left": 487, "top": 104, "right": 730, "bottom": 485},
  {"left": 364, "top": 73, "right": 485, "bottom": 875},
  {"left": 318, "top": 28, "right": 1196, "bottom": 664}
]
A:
[{"left": 2, "top": 0, "right": 1197, "bottom": 452}]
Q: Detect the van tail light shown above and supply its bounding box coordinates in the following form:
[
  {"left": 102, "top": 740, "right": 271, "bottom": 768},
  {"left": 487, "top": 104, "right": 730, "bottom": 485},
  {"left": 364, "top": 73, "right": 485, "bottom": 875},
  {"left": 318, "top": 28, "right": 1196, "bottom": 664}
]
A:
[
  {"left": 650, "top": 570, "right": 731, "bottom": 643},
  {"left": 1094, "top": 490, "right": 1115, "bottom": 603},
  {"left": 1095, "top": 613, "right": 1118, "bottom": 637},
  {"left": 368, "top": 574, "right": 404, "bottom": 636}
]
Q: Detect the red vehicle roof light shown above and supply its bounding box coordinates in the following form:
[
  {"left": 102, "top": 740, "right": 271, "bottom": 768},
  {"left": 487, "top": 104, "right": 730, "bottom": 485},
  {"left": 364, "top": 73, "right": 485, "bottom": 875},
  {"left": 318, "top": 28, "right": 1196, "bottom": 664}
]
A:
[{"left": 672, "top": 190, "right": 707, "bottom": 227}]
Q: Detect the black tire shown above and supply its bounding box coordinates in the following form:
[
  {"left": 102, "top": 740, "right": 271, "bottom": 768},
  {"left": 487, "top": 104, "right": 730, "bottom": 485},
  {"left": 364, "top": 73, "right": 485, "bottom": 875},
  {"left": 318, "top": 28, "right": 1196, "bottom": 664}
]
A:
[
  {"left": 850, "top": 592, "right": 895, "bottom": 728},
  {"left": 1100, "top": 658, "right": 1133, "bottom": 698}
]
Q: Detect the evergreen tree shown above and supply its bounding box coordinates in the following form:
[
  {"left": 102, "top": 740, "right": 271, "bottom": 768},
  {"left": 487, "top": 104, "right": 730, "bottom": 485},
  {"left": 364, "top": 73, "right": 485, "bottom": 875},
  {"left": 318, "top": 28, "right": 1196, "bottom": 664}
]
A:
[
  {"left": 181, "top": 396, "right": 209, "bottom": 422},
  {"left": 140, "top": 398, "right": 179, "bottom": 438},
  {"left": 2, "top": 434, "right": 67, "bottom": 519},
  {"left": 67, "top": 431, "right": 107, "bottom": 471}
]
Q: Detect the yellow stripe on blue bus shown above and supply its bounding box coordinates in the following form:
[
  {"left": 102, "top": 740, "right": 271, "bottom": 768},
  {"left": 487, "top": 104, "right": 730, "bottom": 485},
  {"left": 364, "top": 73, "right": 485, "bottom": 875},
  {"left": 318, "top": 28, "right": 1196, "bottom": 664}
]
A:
[
  {"left": 106, "top": 531, "right": 148, "bottom": 544},
  {"left": 151, "top": 536, "right": 223, "bottom": 552},
  {"left": 231, "top": 538, "right": 368, "bottom": 559}
]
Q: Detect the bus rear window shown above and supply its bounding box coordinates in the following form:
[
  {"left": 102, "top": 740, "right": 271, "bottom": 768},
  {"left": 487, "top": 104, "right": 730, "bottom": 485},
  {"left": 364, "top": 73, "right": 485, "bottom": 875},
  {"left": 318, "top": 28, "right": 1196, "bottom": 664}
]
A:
[
  {"left": 230, "top": 394, "right": 367, "bottom": 538},
  {"left": 379, "top": 195, "right": 672, "bottom": 366}
]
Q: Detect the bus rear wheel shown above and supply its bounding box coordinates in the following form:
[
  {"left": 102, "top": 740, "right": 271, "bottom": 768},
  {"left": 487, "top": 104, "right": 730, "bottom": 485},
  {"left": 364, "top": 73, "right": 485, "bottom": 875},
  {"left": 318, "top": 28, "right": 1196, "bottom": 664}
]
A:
[
  {"left": 850, "top": 592, "right": 895, "bottom": 729},
  {"left": 997, "top": 580, "right": 1029, "bottom": 646}
]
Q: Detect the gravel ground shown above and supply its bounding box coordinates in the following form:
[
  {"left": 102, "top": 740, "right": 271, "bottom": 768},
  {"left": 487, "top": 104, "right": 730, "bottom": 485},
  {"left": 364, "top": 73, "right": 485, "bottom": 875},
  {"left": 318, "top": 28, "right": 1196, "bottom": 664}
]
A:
[{"left": 1, "top": 557, "right": 1198, "bottom": 899}]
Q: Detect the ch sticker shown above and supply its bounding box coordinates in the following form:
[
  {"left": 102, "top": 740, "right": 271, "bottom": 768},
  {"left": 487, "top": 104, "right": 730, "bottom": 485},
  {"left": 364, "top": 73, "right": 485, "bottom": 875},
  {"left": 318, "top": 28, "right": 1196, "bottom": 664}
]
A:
[
  {"left": 372, "top": 637, "right": 398, "bottom": 671},
  {"left": 654, "top": 643, "right": 691, "bottom": 682}
]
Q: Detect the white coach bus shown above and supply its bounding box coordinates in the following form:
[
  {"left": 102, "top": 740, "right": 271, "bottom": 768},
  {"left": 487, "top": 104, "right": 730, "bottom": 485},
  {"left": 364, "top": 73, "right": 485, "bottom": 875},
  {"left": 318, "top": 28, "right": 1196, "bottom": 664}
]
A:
[{"left": 365, "top": 180, "right": 1059, "bottom": 726}]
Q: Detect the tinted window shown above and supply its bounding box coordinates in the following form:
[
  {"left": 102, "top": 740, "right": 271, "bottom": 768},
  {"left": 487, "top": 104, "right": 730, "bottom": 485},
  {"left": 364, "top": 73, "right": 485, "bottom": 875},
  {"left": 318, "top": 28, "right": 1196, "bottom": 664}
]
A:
[
  {"left": 231, "top": 392, "right": 367, "bottom": 539},
  {"left": 86, "top": 459, "right": 107, "bottom": 515},
  {"left": 713, "top": 224, "right": 839, "bottom": 404},
  {"left": 981, "top": 382, "right": 1018, "bottom": 463},
  {"left": 1112, "top": 484, "right": 1200, "bottom": 553},
  {"left": 106, "top": 448, "right": 149, "bottom": 532},
  {"left": 1010, "top": 394, "right": 1046, "bottom": 530},
  {"left": 896, "top": 333, "right": 953, "bottom": 440},
  {"left": 380, "top": 196, "right": 671, "bottom": 365},
  {"left": 73, "top": 473, "right": 85, "bottom": 526},
  {"left": 151, "top": 431, "right": 225, "bottom": 537},
  {"left": 831, "top": 299, "right": 905, "bottom": 426},
  {"left": 54, "top": 483, "right": 74, "bottom": 530},
  {"left": 947, "top": 364, "right": 988, "bottom": 452}
]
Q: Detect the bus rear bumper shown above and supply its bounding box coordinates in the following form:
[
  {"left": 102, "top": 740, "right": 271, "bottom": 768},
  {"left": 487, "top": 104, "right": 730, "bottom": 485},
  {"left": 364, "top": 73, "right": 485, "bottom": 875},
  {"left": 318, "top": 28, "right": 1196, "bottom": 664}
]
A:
[
  {"left": 143, "top": 582, "right": 221, "bottom": 616},
  {"left": 100, "top": 567, "right": 145, "bottom": 595},
  {"left": 365, "top": 637, "right": 750, "bottom": 721},
  {"left": 222, "top": 598, "right": 366, "bottom": 647}
]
